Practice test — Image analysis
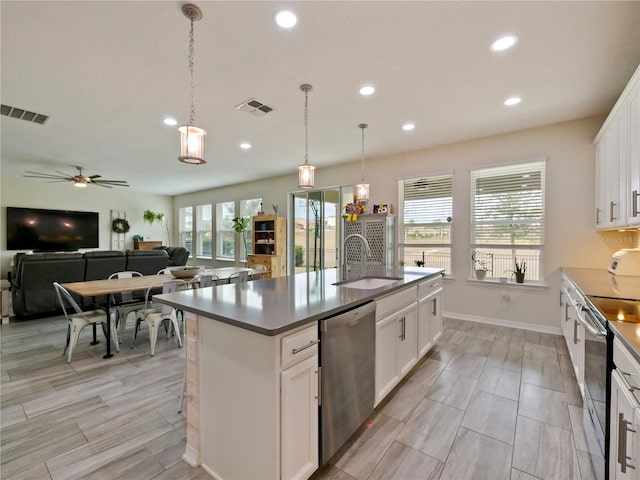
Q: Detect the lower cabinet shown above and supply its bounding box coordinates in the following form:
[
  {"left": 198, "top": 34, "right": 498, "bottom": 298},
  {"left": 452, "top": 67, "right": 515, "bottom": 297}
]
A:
[
  {"left": 197, "top": 320, "right": 318, "bottom": 480},
  {"left": 560, "top": 273, "right": 586, "bottom": 396},
  {"left": 247, "top": 254, "right": 286, "bottom": 278},
  {"left": 375, "top": 288, "right": 418, "bottom": 406},
  {"left": 417, "top": 277, "right": 443, "bottom": 357},
  {"left": 610, "top": 338, "right": 640, "bottom": 480},
  {"left": 281, "top": 354, "right": 319, "bottom": 480}
]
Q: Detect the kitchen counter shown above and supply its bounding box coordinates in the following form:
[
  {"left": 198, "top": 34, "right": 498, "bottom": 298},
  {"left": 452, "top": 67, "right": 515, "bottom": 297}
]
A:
[
  {"left": 563, "top": 267, "right": 640, "bottom": 362},
  {"left": 155, "top": 266, "right": 443, "bottom": 336},
  {"left": 562, "top": 267, "right": 640, "bottom": 301}
]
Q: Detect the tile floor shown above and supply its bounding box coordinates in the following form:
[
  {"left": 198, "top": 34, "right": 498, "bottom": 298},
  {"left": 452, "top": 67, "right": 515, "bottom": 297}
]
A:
[
  {"left": 314, "top": 318, "right": 597, "bottom": 480},
  {"left": 1, "top": 315, "right": 597, "bottom": 480}
]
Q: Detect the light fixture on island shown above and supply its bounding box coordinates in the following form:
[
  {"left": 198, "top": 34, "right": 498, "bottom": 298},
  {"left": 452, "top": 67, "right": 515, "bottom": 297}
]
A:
[
  {"left": 355, "top": 123, "right": 370, "bottom": 202},
  {"left": 178, "top": 3, "right": 207, "bottom": 165},
  {"left": 298, "top": 83, "right": 315, "bottom": 189}
]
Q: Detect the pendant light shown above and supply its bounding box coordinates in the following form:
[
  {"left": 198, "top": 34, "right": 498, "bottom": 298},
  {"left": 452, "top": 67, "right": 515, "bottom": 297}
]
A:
[
  {"left": 178, "top": 4, "right": 207, "bottom": 165},
  {"left": 355, "top": 123, "right": 370, "bottom": 202},
  {"left": 298, "top": 84, "right": 315, "bottom": 189}
]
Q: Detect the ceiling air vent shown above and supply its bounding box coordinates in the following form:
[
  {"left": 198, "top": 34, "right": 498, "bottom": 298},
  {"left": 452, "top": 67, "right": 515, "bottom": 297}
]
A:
[
  {"left": 1, "top": 104, "right": 49, "bottom": 125},
  {"left": 235, "top": 98, "right": 275, "bottom": 116}
]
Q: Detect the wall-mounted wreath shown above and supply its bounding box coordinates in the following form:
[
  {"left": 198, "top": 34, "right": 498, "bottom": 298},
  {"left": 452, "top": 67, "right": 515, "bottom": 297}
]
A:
[{"left": 112, "top": 218, "right": 130, "bottom": 234}]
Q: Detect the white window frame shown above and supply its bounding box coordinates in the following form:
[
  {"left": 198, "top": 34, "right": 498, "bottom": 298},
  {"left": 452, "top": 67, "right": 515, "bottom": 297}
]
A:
[
  {"left": 196, "top": 204, "right": 212, "bottom": 258},
  {"left": 178, "top": 206, "right": 193, "bottom": 257},
  {"left": 398, "top": 172, "right": 453, "bottom": 275},
  {"left": 470, "top": 158, "right": 546, "bottom": 283},
  {"left": 216, "top": 201, "right": 235, "bottom": 260}
]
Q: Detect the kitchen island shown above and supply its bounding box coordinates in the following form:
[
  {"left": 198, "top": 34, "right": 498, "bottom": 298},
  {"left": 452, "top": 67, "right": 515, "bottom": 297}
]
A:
[{"left": 155, "top": 266, "right": 443, "bottom": 480}]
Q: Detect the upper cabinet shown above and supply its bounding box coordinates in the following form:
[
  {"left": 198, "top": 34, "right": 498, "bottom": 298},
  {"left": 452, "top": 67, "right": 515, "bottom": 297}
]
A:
[
  {"left": 595, "top": 64, "right": 640, "bottom": 230},
  {"left": 247, "top": 215, "right": 287, "bottom": 278}
]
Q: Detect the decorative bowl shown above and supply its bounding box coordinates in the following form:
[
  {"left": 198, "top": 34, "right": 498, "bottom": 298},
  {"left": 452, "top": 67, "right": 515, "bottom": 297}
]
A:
[{"left": 171, "top": 266, "right": 201, "bottom": 278}]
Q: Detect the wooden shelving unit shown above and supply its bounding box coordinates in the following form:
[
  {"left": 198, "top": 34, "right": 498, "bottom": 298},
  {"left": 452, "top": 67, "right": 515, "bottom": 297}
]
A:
[{"left": 247, "top": 215, "right": 286, "bottom": 278}]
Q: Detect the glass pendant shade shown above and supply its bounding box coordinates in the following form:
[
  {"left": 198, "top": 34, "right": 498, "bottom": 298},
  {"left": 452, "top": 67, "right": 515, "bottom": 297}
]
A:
[
  {"left": 298, "top": 163, "right": 315, "bottom": 189},
  {"left": 355, "top": 182, "right": 370, "bottom": 202},
  {"left": 178, "top": 124, "right": 207, "bottom": 164}
]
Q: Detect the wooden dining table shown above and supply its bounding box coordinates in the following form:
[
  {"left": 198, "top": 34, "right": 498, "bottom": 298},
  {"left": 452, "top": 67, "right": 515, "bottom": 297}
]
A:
[{"left": 61, "top": 268, "right": 261, "bottom": 358}]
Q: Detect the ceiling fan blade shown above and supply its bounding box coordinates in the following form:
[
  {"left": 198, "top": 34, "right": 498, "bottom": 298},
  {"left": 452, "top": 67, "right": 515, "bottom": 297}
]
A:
[
  {"left": 54, "top": 170, "right": 74, "bottom": 178},
  {"left": 24, "top": 171, "right": 70, "bottom": 180},
  {"left": 93, "top": 179, "right": 129, "bottom": 185},
  {"left": 88, "top": 174, "right": 102, "bottom": 179},
  {"left": 92, "top": 182, "right": 113, "bottom": 188}
]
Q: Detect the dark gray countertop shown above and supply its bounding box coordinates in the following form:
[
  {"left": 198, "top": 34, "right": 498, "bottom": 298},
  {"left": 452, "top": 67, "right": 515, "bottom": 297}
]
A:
[
  {"left": 154, "top": 266, "right": 443, "bottom": 336},
  {"left": 563, "top": 267, "right": 640, "bottom": 362},
  {"left": 562, "top": 267, "right": 640, "bottom": 301}
]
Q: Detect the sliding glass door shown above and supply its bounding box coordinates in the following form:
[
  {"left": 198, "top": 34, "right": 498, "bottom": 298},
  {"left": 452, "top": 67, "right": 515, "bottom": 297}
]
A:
[{"left": 289, "top": 187, "right": 352, "bottom": 274}]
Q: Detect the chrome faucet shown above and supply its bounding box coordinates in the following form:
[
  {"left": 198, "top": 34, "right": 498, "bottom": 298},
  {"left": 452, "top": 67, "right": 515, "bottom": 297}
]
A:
[{"left": 342, "top": 234, "right": 372, "bottom": 279}]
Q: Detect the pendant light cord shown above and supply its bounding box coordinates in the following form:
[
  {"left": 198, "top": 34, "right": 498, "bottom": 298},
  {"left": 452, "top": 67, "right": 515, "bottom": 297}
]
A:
[
  {"left": 188, "top": 14, "right": 196, "bottom": 125},
  {"left": 304, "top": 88, "right": 309, "bottom": 165},
  {"left": 359, "top": 123, "right": 368, "bottom": 182}
]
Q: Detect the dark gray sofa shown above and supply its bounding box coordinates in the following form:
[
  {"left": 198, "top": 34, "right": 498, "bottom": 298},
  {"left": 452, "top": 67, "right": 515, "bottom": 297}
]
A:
[
  {"left": 10, "top": 249, "right": 169, "bottom": 318},
  {"left": 152, "top": 246, "right": 189, "bottom": 266}
]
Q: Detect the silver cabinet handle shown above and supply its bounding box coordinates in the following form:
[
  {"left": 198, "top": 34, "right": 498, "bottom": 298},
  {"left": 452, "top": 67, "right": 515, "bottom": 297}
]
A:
[
  {"left": 398, "top": 317, "right": 406, "bottom": 341},
  {"left": 317, "top": 366, "right": 322, "bottom": 406},
  {"left": 619, "top": 413, "right": 637, "bottom": 472},
  {"left": 430, "top": 282, "right": 439, "bottom": 288},
  {"left": 611, "top": 201, "right": 617, "bottom": 222},
  {"left": 291, "top": 339, "right": 319, "bottom": 355},
  {"left": 432, "top": 298, "right": 437, "bottom": 316},
  {"left": 620, "top": 371, "right": 640, "bottom": 392},
  {"left": 573, "top": 318, "right": 579, "bottom": 345},
  {"left": 633, "top": 190, "right": 639, "bottom": 218},
  {"left": 596, "top": 208, "right": 602, "bottom": 225}
]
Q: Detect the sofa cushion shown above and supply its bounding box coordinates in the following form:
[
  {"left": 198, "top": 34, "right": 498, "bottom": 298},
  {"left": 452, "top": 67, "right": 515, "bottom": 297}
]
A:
[
  {"left": 84, "top": 250, "right": 127, "bottom": 280},
  {"left": 152, "top": 246, "right": 189, "bottom": 266},
  {"left": 125, "top": 250, "right": 169, "bottom": 275}
]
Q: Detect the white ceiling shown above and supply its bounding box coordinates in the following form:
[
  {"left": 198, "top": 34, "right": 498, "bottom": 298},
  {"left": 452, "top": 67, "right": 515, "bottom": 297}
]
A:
[{"left": 2, "top": 1, "right": 640, "bottom": 196}]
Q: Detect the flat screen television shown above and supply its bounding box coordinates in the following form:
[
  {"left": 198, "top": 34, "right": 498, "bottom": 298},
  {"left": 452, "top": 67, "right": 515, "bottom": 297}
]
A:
[{"left": 6, "top": 207, "right": 99, "bottom": 251}]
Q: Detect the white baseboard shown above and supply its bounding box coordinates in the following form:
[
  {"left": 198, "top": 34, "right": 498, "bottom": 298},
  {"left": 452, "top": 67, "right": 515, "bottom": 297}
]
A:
[
  {"left": 200, "top": 462, "right": 223, "bottom": 480},
  {"left": 443, "top": 311, "right": 562, "bottom": 336},
  {"left": 182, "top": 445, "right": 200, "bottom": 467}
]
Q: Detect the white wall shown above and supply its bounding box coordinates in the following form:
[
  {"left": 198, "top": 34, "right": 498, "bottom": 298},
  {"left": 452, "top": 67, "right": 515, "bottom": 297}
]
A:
[
  {"left": 4, "top": 115, "right": 632, "bottom": 330},
  {"left": 0, "top": 178, "right": 172, "bottom": 277},
  {"left": 175, "top": 115, "right": 629, "bottom": 331}
]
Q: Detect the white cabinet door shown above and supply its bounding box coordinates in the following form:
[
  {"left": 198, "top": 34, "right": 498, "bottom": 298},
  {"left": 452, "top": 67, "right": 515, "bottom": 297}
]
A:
[
  {"left": 596, "top": 137, "right": 608, "bottom": 228},
  {"left": 610, "top": 369, "right": 638, "bottom": 480},
  {"left": 281, "top": 354, "right": 319, "bottom": 480},
  {"left": 398, "top": 305, "right": 417, "bottom": 378},
  {"left": 417, "top": 295, "right": 431, "bottom": 358},
  {"left": 375, "top": 313, "right": 400, "bottom": 406},
  {"left": 627, "top": 84, "right": 640, "bottom": 226},
  {"left": 429, "top": 294, "right": 442, "bottom": 344}
]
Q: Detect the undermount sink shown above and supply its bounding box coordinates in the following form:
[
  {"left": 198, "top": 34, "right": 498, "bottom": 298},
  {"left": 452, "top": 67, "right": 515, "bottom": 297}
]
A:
[{"left": 333, "top": 276, "right": 403, "bottom": 290}]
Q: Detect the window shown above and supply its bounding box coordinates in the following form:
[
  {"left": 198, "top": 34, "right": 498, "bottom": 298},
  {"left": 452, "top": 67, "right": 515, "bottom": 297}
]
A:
[
  {"left": 196, "top": 204, "right": 212, "bottom": 258},
  {"left": 470, "top": 159, "right": 546, "bottom": 282},
  {"left": 178, "top": 207, "right": 193, "bottom": 255},
  {"left": 216, "top": 201, "right": 235, "bottom": 259},
  {"left": 240, "top": 198, "right": 262, "bottom": 258},
  {"left": 399, "top": 173, "right": 453, "bottom": 274}
]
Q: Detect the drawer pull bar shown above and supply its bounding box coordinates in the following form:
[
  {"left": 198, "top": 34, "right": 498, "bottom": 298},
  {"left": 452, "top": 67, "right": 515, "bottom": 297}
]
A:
[{"left": 292, "top": 339, "right": 319, "bottom": 355}]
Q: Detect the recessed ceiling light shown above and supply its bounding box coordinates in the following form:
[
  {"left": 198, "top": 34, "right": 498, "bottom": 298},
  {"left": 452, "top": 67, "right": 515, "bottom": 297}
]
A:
[
  {"left": 359, "top": 85, "right": 375, "bottom": 96},
  {"left": 504, "top": 97, "right": 522, "bottom": 106},
  {"left": 402, "top": 123, "right": 415, "bottom": 131},
  {"left": 163, "top": 117, "right": 178, "bottom": 126},
  {"left": 490, "top": 35, "right": 518, "bottom": 52},
  {"left": 240, "top": 142, "right": 252, "bottom": 150},
  {"left": 274, "top": 10, "right": 297, "bottom": 28}
]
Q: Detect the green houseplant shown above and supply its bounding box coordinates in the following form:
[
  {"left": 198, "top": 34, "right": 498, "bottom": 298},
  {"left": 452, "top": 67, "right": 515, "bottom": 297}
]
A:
[
  {"left": 143, "top": 210, "right": 164, "bottom": 225},
  {"left": 509, "top": 259, "right": 527, "bottom": 283},
  {"left": 472, "top": 251, "right": 492, "bottom": 280},
  {"left": 232, "top": 217, "right": 250, "bottom": 264}
]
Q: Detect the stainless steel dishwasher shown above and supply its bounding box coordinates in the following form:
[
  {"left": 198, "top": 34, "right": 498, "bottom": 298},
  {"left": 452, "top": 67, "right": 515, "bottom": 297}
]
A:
[{"left": 320, "top": 301, "right": 376, "bottom": 465}]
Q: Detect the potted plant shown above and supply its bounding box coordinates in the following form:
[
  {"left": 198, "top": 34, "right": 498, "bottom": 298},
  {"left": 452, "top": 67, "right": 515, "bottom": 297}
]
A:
[
  {"left": 232, "top": 216, "right": 250, "bottom": 264},
  {"left": 509, "top": 259, "right": 527, "bottom": 283},
  {"left": 143, "top": 210, "right": 164, "bottom": 225},
  {"left": 472, "top": 251, "right": 492, "bottom": 280}
]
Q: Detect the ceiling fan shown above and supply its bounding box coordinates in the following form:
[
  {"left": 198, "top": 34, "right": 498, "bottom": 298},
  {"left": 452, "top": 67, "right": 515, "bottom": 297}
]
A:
[{"left": 23, "top": 166, "right": 129, "bottom": 188}]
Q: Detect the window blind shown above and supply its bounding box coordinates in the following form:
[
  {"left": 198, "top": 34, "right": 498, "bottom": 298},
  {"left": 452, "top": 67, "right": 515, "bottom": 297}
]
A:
[{"left": 399, "top": 173, "right": 453, "bottom": 274}]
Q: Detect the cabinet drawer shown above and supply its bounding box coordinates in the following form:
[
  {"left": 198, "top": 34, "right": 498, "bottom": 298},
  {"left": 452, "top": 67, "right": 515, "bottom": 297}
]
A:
[
  {"left": 614, "top": 337, "right": 640, "bottom": 380},
  {"left": 281, "top": 324, "right": 319, "bottom": 370},
  {"left": 376, "top": 287, "right": 417, "bottom": 320},
  {"left": 418, "top": 277, "right": 442, "bottom": 299}
]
